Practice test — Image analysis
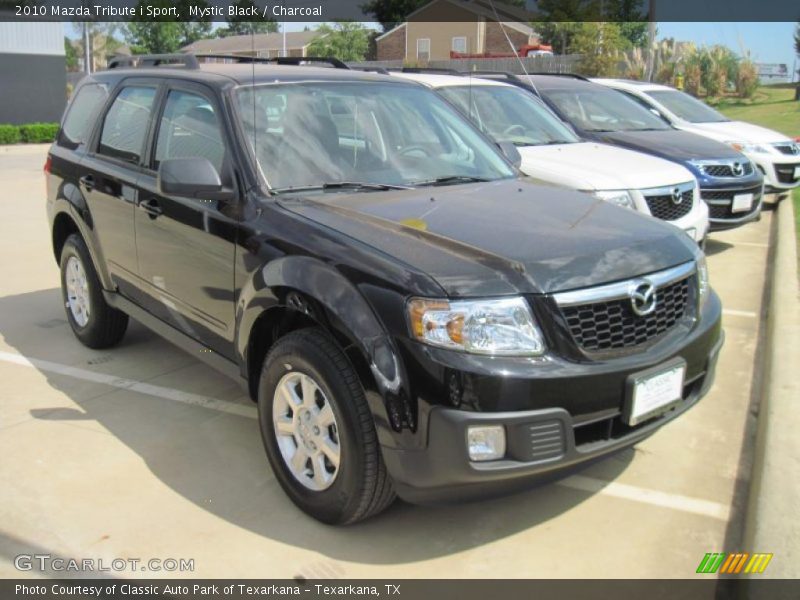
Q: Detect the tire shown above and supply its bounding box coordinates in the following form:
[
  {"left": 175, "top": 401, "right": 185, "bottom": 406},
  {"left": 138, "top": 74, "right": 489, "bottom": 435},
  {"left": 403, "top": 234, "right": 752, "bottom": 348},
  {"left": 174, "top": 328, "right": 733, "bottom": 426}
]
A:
[
  {"left": 59, "top": 233, "right": 128, "bottom": 349},
  {"left": 257, "top": 328, "right": 395, "bottom": 524}
]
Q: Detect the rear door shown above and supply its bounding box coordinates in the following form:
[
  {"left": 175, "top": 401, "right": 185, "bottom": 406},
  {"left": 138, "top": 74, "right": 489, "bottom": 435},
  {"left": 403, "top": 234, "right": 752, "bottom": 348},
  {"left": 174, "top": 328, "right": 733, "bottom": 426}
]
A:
[
  {"left": 133, "top": 81, "right": 238, "bottom": 357},
  {"left": 81, "top": 81, "right": 160, "bottom": 296}
]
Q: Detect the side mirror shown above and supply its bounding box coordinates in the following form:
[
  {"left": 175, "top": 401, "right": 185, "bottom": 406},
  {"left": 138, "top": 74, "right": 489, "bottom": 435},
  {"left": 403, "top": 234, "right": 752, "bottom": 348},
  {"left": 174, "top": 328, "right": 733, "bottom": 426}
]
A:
[
  {"left": 157, "top": 157, "right": 234, "bottom": 202},
  {"left": 497, "top": 141, "right": 522, "bottom": 169}
]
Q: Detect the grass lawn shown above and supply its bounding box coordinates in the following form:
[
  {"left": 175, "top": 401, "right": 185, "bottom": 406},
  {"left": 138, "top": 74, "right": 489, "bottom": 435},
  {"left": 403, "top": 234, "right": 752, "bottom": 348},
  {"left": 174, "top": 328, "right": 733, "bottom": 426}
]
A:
[
  {"left": 712, "top": 85, "right": 800, "bottom": 252},
  {"left": 711, "top": 85, "right": 800, "bottom": 137}
]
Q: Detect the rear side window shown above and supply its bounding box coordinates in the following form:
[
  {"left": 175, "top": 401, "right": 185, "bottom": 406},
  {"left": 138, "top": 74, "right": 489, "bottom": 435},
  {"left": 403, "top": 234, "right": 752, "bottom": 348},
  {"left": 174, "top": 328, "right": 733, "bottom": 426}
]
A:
[
  {"left": 59, "top": 83, "right": 108, "bottom": 148},
  {"left": 154, "top": 90, "right": 225, "bottom": 173},
  {"left": 97, "top": 86, "right": 157, "bottom": 163}
]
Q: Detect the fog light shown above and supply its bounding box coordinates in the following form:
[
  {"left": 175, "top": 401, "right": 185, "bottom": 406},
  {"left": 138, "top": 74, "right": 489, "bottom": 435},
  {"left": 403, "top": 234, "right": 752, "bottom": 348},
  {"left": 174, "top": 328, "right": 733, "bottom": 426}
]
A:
[{"left": 467, "top": 425, "right": 506, "bottom": 461}]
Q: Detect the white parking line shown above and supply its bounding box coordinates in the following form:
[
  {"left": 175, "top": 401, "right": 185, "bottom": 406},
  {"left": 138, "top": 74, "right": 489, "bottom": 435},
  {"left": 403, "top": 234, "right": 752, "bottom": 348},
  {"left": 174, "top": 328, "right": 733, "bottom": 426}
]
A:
[
  {"left": 723, "top": 309, "right": 758, "bottom": 318},
  {"left": 0, "top": 349, "right": 731, "bottom": 521},
  {"left": 558, "top": 475, "right": 730, "bottom": 521},
  {"left": 0, "top": 350, "right": 256, "bottom": 419}
]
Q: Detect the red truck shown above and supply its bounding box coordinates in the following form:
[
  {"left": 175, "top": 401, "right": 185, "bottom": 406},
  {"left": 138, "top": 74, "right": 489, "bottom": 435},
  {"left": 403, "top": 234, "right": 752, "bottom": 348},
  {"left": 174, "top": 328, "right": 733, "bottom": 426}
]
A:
[{"left": 450, "top": 43, "right": 553, "bottom": 59}]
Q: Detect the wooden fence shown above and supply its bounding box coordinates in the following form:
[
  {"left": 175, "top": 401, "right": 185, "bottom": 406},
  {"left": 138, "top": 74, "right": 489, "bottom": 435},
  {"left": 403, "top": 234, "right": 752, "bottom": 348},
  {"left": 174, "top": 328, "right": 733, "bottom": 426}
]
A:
[{"left": 349, "top": 54, "right": 582, "bottom": 75}]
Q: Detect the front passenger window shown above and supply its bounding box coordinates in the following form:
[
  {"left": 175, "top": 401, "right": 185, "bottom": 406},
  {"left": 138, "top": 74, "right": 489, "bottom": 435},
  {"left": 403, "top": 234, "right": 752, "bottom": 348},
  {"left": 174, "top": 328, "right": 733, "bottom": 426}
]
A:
[{"left": 154, "top": 90, "right": 225, "bottom": 174}]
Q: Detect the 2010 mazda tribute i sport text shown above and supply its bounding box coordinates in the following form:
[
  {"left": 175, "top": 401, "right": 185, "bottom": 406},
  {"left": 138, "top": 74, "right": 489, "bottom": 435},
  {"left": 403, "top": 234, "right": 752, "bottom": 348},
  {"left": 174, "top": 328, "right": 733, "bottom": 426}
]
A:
[{"left": 45, "top": 55, "right": 723, "bottom": 524}]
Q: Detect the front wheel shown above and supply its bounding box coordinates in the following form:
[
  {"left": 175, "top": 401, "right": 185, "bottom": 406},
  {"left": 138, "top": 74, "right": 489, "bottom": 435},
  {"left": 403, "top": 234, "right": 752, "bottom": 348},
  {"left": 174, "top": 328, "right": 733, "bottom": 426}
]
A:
[{"left": 257, "top": 328, "right": 395, "bottom": 524}]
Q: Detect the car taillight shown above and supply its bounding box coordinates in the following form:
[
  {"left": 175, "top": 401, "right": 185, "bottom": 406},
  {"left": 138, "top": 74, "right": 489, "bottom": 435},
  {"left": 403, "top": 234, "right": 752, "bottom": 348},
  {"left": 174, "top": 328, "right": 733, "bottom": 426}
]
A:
[{"left": 43, "top": 155, "right": 52, "bottom": 174}]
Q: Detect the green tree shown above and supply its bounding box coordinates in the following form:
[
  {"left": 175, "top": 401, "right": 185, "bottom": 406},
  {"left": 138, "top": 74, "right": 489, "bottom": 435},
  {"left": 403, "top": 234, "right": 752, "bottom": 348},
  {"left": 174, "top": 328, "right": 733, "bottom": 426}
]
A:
[
  {"left": 606, "top": 0, "right": 647, "bottom": 48},
  {"left": 535, "top": 0, "right": 600, "bottom": 54},
  {"left": 125, "top": 0, "right": 212, "bottom": 53},
  {"left": 64, "top": 38, "right": 79, "bottom": 71},
  {"left": 571, "top": 22, "right": 626, "bottom": 77},
  {"left": 218, "top": 0, "right": 278, "bottom": 37},
  {"left": 794, "top": 21, "right": 800, "bottom": 55},
  {"left": 363, "top": 0, "right": 523, "bottom": 32},
  {"left": 307, "top": 22, "right": 370, "bottom": 62}
]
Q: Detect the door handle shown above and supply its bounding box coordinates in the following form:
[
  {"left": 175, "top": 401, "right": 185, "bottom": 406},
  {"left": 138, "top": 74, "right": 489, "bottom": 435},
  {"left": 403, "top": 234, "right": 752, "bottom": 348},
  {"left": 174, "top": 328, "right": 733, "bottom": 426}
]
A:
[
  {"left": 139, "top": 198, "right": 162, "bottom": 219},
  {"left": 79, "top": 175, "right": 95, "bottom": 192}
]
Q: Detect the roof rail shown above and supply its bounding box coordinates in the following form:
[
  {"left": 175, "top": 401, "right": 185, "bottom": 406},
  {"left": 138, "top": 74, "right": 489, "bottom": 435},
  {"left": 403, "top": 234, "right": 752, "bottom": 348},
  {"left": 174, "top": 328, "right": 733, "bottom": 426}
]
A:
[
  {"left": 266, "top": 56, "right": 350, "bottom": 69},
  {"left": 526, "top": 72, "right": 589, "bottom": 81},
  {"left": 464, "top": 70, "right": 523, "bottom": 82},
  {"left": 349, "top": 66, "right": 391, "bottom": 75},
  {"left": 107, "top": 54, "right": 199, "bottom": 70},
  {"left": 394, "top": 67, "right": 462, "bottom": 75},
  {"left": 194, "top": 54, "right": 274, "bottom": 64}
]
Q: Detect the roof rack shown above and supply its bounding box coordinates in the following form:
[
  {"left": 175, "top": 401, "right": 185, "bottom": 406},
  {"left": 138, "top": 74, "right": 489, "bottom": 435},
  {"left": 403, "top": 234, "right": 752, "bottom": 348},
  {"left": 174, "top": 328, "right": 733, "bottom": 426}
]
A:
[
  {"left": 464, "top": 70, "right": 523, "bottom": 82},
  {"left": 108, "top": 54, "right": 199, "bottom": 70},
  {"left": 107, "top": 53, "right": 350, "bottom": 71},
  {"left": 349, "top": 66, "right": 391, "bottom": 75},
  {"left": 266, "top": 56, "right": 350, "bottom": 69},
  {"left": 393, "top": 67, "right": 462, "bottom": 75},
  {"left": 526, "top": 72, "right": 589, "bottom": 81}
]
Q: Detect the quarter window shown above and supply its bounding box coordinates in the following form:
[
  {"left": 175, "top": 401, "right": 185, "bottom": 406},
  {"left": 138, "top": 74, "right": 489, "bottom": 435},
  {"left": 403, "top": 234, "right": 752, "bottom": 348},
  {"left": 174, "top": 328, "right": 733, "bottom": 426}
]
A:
[
  {"left": 154, "top": 90, "right": 225, "bottom": 173},
  {"left": 97, "top": 86, "right": 157, "bottom": 163},
  {"left": 60, "top": 83, "right": 108, "bottom": 148},
  {"left": 417, "top": 38, "right": 431, "bottom": 61}
]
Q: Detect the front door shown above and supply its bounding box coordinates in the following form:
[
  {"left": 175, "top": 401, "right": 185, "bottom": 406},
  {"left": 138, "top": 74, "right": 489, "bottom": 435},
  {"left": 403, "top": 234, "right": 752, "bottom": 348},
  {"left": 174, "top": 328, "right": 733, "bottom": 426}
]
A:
[{"left": 134, "top": 84, "right": 238, "bottom": 357}]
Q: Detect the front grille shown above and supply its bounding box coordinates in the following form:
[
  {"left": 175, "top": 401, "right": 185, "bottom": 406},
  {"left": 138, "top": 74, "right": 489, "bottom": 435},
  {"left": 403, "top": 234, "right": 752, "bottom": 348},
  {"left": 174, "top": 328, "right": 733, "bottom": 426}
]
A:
[
  {"left": 643, "top": 189, "right": 694, "bottom": 221},
  {"left": 702, "top": 183, "right": 762, "bottom": 220},
  {"left": 701, "top": 162, "right": 753, "bottom": 177},
  {"left": 775, "top": 163, "right": 799, "bottom": 184},
  {"left": 773, "top": 143, "right": 799, "bottom": 156},
  {"left": 561, "top": 277, "right": 691, "bottom": 352}
]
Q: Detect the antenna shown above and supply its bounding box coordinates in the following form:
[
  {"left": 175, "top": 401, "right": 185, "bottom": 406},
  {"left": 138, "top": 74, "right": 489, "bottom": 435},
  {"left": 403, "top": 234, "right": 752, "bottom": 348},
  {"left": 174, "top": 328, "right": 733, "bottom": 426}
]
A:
[{"left": 486, "top": 0, "right": 538, "bottom": 96}]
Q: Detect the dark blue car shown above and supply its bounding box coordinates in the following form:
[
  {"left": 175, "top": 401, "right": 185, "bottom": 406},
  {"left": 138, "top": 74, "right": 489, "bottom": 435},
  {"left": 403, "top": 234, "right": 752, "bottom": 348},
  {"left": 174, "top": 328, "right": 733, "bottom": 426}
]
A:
[{"left": 474, "top": 73, "right": 764, "bottom": 231}]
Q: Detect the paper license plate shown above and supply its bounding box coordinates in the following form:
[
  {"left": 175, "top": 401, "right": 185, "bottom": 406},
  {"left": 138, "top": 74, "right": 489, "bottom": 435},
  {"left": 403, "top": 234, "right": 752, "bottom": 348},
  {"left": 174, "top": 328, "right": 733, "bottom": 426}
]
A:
[
  {"left": 732, "top": 193, "right": 753, "bottom": 213},
  {"left": 794, "top": 166, "right": 800, "bottom": 179},
  {"left": 627, "top": 364, "right": 685, "bottom": 426}
]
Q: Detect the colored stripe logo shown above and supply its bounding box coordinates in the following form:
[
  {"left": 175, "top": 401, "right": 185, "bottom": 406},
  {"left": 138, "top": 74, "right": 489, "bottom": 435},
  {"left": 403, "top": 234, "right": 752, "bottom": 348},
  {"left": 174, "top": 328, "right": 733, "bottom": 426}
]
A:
[{"left": 696, "top": 552, "right": 773, "bottom": 574}]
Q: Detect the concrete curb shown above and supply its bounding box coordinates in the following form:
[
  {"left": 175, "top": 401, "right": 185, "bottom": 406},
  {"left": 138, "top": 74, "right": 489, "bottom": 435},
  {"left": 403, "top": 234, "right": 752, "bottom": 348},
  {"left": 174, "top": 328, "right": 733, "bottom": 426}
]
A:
[{"left": 742, "top": 196, "right": 799, "bottom": 579}]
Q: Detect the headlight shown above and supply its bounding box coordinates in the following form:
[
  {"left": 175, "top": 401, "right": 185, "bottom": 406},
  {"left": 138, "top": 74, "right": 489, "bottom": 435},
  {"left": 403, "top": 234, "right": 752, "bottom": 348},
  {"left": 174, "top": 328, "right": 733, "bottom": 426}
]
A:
[
  {"left": 696, "top": 255, "right": 709, "bottom": 308},
  {"left": 407, "top": 296, "right": 546, "bottom": 356},
  {"left": 594, "top": 190, "right": 635, "bottom": 210},
  {"left": 726, "top": 141, "right": 770, "bottom": 154}
]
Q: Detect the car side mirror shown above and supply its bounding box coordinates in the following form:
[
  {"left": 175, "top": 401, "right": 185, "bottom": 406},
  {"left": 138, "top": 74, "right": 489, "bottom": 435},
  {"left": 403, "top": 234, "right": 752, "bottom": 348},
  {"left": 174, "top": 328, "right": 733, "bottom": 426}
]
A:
[
  {"left": 157, "top": 157, "right": 235, "bottom": 202},
  {"left": 497, "top": 141, "right": 522, "bottom": 169}
]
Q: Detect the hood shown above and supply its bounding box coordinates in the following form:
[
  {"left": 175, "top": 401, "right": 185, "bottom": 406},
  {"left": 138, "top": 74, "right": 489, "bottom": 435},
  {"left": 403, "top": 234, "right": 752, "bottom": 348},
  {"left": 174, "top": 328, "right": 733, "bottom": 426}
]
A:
[
  {"left": 518, "top": 142, "right": 695, "bottom": 191},
  {"left": 278, "top": 179, "right": 697, "bottom": 297},
  {"left": 598, "top": 129, "right": 744, "bottom": 163},
  {"left": 680, "top": 120, "right": 794, "bottom": 145}
]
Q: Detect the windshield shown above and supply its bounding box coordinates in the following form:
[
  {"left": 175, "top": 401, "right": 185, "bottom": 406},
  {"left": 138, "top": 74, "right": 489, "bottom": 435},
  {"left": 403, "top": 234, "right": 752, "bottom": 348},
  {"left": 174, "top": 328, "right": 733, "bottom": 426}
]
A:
[
  {"left": 544, "top": 88, "right": 672, "bottom": 132},
  {"left": 645, "top": 89, "right": 729, "bottom": 123},
  {"left": 436, "top": 85, "right": 579, "bottom": 147},
  {"left": 235, "top": 82, "right": 516, "bottom": 192}
]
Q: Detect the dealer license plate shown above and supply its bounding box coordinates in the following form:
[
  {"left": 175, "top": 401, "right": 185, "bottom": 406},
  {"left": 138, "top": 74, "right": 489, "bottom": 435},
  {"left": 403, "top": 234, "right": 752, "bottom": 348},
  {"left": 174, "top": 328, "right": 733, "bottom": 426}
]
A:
[
  {"left": 732, "top": 193, "right": 753, "bottom": 213},
  {"left": 626, "top": 364, "right": 685, "bottom": 426}
]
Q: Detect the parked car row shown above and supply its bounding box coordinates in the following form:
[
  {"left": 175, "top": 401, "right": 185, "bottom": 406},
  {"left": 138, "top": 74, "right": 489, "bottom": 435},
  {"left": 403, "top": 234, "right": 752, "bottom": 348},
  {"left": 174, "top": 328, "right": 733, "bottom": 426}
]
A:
[
  {"left": 394, "top": 70, "right": 799, "bottom": 234},
  {"left": 48, "top": 54, "right": 751, "bottom": 524}
]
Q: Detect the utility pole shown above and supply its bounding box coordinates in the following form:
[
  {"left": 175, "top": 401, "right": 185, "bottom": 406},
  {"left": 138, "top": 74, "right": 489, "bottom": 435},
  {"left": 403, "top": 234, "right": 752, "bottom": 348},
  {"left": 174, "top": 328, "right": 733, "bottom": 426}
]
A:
[
  {"left": 645, "top": 0, "right": 656, "bottom": 81},
  {"left": 83, "top": 22, "right": 91, "bottom": 74}
]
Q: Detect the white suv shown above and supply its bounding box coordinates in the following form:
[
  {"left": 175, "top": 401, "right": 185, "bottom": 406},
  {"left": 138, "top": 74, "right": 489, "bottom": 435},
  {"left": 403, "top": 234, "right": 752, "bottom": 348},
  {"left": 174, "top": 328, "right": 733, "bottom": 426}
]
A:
[
  {"left": 392, "top": 72, "right": 709, "bottom": 243},
  {"left": 594, "top": 79, "right": 800, "bottom": 197}
]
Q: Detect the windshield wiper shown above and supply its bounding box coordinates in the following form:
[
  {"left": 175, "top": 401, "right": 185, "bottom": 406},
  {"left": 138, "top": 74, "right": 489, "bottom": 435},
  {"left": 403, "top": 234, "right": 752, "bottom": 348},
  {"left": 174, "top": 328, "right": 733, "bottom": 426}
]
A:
[
  {"left": 412, "top": 175, "right": 491, "bottom": 187},
  {"left": 271, "top": 181, "right": 411, "bottom": 194}
]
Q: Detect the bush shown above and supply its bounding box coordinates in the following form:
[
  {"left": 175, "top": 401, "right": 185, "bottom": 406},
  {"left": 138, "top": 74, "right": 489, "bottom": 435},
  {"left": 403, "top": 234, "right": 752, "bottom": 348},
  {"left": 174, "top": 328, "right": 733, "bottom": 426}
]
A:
[
  {"left": 737, "top": 60, "right": 759, "bottom": 99},
  {"left": 0, "top": 124, "right": 21, "bottom": 145},
  {"left": 18, "top": 122, "right": 59, "bottom": 143}
]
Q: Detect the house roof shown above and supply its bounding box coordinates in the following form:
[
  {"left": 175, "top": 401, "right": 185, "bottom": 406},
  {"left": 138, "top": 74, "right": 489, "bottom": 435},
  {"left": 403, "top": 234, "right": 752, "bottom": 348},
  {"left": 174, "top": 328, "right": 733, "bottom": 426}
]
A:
[
  {"left": 375, "top": 0, "right": 536, "bottom": 42},
  {"left": 181, "top": 31, "right": 323, "bottom": 54}
]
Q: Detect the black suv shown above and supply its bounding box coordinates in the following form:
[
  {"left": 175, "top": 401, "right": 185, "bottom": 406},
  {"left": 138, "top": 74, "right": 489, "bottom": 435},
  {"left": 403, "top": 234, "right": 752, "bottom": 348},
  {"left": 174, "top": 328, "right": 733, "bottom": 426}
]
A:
[{"left": 46, "top": 54, "right": 723, "bottom": 524}]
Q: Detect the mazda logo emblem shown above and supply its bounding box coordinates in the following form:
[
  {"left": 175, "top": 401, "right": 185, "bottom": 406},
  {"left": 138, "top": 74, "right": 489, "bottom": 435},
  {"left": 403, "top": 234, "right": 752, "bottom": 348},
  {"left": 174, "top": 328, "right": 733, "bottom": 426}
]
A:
[
  {"left": 630, "top": 280, "right": 657, "bottom": 317},
  {"left": 732, "top": 162, "right": 744, "bottom": 176},
  {"left": 671, "top": 187, "right": 683, "bottom": 205}
]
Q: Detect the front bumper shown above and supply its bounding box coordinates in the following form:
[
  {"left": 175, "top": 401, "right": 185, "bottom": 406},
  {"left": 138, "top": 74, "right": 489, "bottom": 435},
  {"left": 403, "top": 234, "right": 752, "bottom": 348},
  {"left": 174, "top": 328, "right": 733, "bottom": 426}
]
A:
[
  {"left": 700, "top": 182, "right": 764, "bottom": 231},
  {"left": 751, "top": 155, "right": 800, "bottom": 192},
  {"left": 384, "top": 293, "right": 724, "bottom": 504}
]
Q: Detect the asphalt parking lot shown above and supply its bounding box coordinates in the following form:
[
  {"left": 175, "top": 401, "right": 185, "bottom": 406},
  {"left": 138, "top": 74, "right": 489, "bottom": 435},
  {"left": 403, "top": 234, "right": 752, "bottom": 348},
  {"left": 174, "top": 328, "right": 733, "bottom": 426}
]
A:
[{"left": 0, "top": 144, "right": 775, "bottom": 579}]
